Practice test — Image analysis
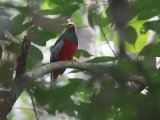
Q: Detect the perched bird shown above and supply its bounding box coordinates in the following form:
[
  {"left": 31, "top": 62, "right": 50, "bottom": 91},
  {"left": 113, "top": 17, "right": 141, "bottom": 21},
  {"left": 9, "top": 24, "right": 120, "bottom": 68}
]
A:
[{"left": 50, "top": 19, "right": 78, "bottom": 86}]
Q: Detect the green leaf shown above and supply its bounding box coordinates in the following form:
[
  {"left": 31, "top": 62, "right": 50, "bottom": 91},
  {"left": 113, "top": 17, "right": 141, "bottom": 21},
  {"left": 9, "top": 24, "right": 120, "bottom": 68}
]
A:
[
  {"left": 54, "top": 4, "right": 80, "bottom": 16},
  {"left": 0, "top": 61, "right": 14, "bottom": 87},
  {"left": 74, "top": 49, "right": 93, "bottom": 59},
  {"left": 49, "top": 0, "right": 72, "bottom": 5},
  {"left": 88, "top": 10, "right": 98, "bottom": 28},
  {"left": 87, "top": 56, "right": 116, "bottom": 63},
  {"left": 12, "top": 14, "right": 26, "bottom": 25},
  {"left": 72, "top": 4, "right": 87, "bottom": 27},
  {"left": 0, "top": 16, "right": 11, "bottom": 39},
  {"left": 124, "top": 26, "right": 137, "bottom": 45},
  {"left": 71, "top": 79, "right": 92, "bottom": 105},
  {"left": 22, "top": 22, "right": 32, "bottom": 30},
  {"left": 114, "top": 17, "right": 149, "bottom": 53},
  {"left": 10, "top": 14, "right": 30, "bottom": 36},
  {"left": 32, "top": 87, "right": 49, "bottom": 105},
  {"left": 38, "top": 9, "right": 60, "bottom": 15},
  {"left": 138, "top": 9, "right": 160, "bottom": 20},
  {"left": 32, "top": 79, "right": 92, "bottom": 117},
  {"left": 0, "top": 2, "right": 30, "bottom": 14},
  {"left": 42, "top": 0, "right": 82, "bottom": 16},
  {"left": 46, "top": 82, "right": 78, "bottom": 115},
  {"left": 132, "top": 0, "right": 160, "bottom": 19},
  {"left": 36, "top": 30, "right": 56, "bottom": 46},
  {"left": 48, "top": 0, "right": 83, "bottom": 6},
  {"left": 76, "top": 0, "right": 83, "bottom": 4},
  {"left": 26, "top": 45, "right": 43, "bottom": 71},
  {"left": 143, "top": 20, "right": 160, "bottom": 33},
  {"left": 139, "top": 42, "right": 160, "bottom": 57},
  {"left": 125, "top": 18, "right": 149, "bottom": 53},
  {"left": 28, "top": 26, "right": 56, "bottom": 46},
  {"left": 5, "top": 43, "right": 20, "bottom": 53}
]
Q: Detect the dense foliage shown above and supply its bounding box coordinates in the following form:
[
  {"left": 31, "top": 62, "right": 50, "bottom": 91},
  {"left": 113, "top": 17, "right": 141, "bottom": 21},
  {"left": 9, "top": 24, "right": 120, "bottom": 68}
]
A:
[{"left": 0, "top": 0, "right": 160, "bottom": 119}]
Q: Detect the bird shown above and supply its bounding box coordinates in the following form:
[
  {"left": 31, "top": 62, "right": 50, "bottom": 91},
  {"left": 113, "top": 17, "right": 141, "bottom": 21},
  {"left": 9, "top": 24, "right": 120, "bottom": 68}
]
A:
[{"left": 50, "top": 19, "right": 78, "bottom": 87}]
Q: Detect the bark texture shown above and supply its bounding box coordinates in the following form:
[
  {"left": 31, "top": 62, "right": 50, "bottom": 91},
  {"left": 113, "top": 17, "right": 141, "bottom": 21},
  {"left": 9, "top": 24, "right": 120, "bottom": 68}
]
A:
[{"left": 0, "top": 35, "right": 31, "bottom": 119}]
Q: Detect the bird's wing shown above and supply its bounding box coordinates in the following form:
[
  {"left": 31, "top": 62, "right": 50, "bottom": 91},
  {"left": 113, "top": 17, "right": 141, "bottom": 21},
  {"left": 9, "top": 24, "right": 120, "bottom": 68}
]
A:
[{"left": 50, "top": 38, "right": 64, "bottom": 62}]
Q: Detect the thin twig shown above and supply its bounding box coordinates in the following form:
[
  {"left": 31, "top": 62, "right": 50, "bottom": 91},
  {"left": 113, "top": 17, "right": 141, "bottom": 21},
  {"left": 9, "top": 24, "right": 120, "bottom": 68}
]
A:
[
  {"left": 13, "top": 106, "right": 44, "bottom": 120},
  {"left": 100, "top": 3, "right": 107, "bottom": 16},
  {"left": 38, "top": 110, "right": 45, "bottom": 120},
  {"left": 12, "top": 107, "right": 41, "bottom": 112},
  {"left": 27, "top": 89, "right": 39, "bottom": 120},
  {"left": 26, "top": 1, "right": 39, "bottom": 118},
  {"left": 96, "top": 0, "right": 118, "bottom": 58}
]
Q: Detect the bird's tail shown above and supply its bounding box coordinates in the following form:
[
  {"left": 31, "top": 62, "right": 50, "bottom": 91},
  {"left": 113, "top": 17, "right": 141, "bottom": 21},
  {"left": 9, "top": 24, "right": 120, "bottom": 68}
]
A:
[
  {"left": 50, "top": 71, "right": 59, "bottom": 89},
  {"left": 50, "top": 71, "right": 56, "bottom": 89},
  {"left": 50, "top": 71, "right": 54, "bottom": 88}
]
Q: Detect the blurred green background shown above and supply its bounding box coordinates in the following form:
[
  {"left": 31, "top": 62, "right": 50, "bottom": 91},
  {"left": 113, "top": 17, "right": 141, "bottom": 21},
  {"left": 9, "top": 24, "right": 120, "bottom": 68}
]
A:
[{"left": 0, "top": 0, "right": 160, "bottom": 120}]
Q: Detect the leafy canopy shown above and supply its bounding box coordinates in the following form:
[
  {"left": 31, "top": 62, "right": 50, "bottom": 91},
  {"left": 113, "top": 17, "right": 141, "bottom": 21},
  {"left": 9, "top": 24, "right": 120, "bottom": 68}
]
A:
[{"left": 1, "top": 0, "right": 160, "bottom": 120}]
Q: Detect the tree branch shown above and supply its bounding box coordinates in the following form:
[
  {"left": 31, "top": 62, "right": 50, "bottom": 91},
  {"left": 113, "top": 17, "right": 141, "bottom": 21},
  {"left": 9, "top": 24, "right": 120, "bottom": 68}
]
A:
[
  {"left": 26, "top": 61, "right": 97, "bottom": 81},
  {"left": 16, "top": 35, "right": 31, "bottom": 77},
  {"left": 0, "top": 60, "right": 147, "bottom": 119},
  {"left": 0, "top": 35, "right": 31, "bottom": 119}
]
